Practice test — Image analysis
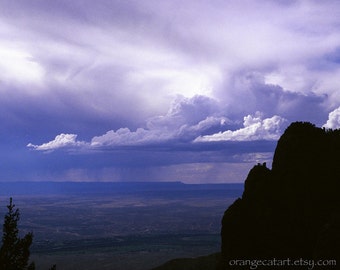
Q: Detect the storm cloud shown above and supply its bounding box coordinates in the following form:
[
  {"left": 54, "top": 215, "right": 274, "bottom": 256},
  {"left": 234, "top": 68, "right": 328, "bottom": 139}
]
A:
[{"left": 2, "top": 0, "right": 340, "bottom": 182}]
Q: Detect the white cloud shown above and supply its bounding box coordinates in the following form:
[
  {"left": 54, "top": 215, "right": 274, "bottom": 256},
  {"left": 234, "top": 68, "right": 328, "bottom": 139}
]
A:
[
  {"left": 90, "top": 127, "right": 165, "bottom": 147},
  {"left": 194, "top": 112, "right": 287, "bottom": 142},
  {"left": 27, "top": 134, "right": 86, "bottom": 151},
  {"left": 90, "top": 115, "right": 230, "bottom": 148},
  {"left": 323, "top": 107, "right": 340, "bottom": 129},
  {"left": 184, "top": 116, "right": 230, "bottom": 133},
  {"left": 27, "top": 95, "right": 229, "bottom": 151},
  {"left": 27, "top": 95, "right": 288, "bottom": 152},
  {"left": 91, "top": 95, "right": 229, "bottom": 147}
]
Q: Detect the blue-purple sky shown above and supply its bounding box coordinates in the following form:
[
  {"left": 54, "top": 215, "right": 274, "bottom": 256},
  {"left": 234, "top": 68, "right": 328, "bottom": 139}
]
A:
[{"left": 1, "top": 0, "right": 340, "bottom": 183}]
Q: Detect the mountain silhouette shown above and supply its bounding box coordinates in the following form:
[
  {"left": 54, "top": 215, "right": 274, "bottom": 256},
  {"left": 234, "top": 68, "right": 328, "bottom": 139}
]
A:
[
  {"left": 219, "top": 122, "right": 340, "bottom": 269},
  {"left": 153, "top": 122, "right": 340, "bottom": 270}
]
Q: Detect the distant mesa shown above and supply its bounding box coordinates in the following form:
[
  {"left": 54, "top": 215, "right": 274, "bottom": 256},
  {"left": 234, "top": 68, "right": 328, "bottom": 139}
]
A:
[{"left": 218, "top": 122, "right": 340, "bottom": 269}]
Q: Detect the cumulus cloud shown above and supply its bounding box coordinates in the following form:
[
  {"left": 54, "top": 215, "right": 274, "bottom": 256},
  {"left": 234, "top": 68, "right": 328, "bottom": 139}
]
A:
[
  {"left": 323, "top": 107, "right": 340, "bottom": 129},
  {"left": 90, "top": 116, "right": 229, "bottom": 147},
  {"left": 27, "top": 134, "right": 86, "bottom": 151},
  {"left": 29, "top": 109, "right": 286, "bottom": 152},
  {"left": 90, "top": 128, "right": 164, "bottom": 147},
  {"left": 194, "top": 112, "right": 287, "bottom": 142},
  {"left": 91, "top": 95, "right": 230, "bottom": 147},
  {"left": 28, "top": 95, "right": 230, "bottom": 150}
]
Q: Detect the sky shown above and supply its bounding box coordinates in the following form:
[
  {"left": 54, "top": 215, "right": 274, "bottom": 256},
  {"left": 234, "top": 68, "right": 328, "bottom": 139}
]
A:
[{"left": 1, "top": 0, "right": 340, "bottom": 183}]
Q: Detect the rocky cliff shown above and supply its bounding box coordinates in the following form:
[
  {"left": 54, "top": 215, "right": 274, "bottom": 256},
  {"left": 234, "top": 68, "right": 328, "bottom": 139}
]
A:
[{"left": 219, "top": 122, "right": 340, "bottom": 269}]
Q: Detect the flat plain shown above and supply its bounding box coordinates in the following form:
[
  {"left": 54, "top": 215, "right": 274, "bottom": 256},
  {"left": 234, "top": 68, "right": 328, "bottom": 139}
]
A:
[{"left": 0, "top": 182, "right": 242, "bottom": 270}]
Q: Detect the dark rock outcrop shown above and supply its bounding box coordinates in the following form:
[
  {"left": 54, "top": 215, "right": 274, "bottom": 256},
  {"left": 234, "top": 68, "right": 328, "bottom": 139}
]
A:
[{"left": 219, "top": 122, "right": 340, "bottom": 269}]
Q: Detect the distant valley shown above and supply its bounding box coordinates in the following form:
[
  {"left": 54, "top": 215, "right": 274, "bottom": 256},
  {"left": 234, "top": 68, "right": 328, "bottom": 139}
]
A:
[{"left": 0, "top": 182, "right": 242, "bottom": 270}]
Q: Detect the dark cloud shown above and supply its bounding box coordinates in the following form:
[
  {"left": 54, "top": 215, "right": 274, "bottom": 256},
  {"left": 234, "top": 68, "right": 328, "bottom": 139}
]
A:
[{"left": 218, "top": 70, "right": 328, "bottom": 125}]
